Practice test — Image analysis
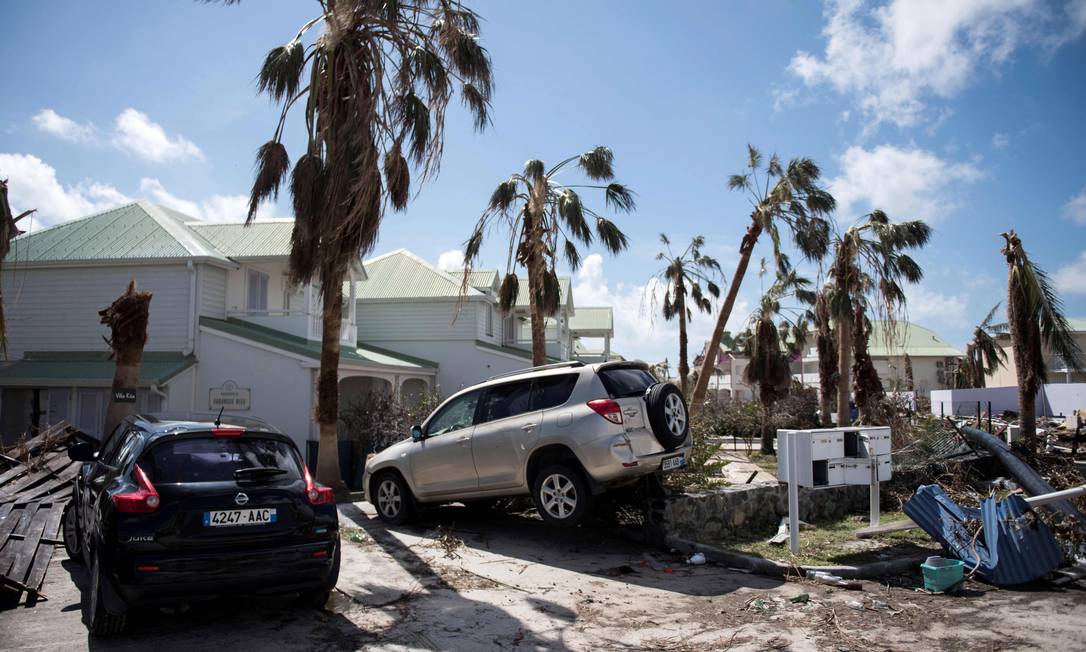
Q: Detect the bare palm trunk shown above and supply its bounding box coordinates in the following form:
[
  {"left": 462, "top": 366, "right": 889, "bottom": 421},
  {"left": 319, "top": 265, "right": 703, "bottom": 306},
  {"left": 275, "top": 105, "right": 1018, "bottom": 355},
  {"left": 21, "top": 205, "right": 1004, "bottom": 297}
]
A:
[
  {"left": 526, "top": 178, "right": 548, "bottom": 367},
  {"left": 677, "top": 291, "right": 689, "bottom": 396},
  {"left": 100, "top": 280, "right": 151, "bottom": 437},
  {"left": 836, "top": 310, "right": 852, "bottom": 426},
  {"left": 759, "top": 395, "right": 775, "bottom": 455},
  {"left": 528, "top": 266, "right": 547, "bottom": 366},
  {"left": 1019, "top": 387, "right": 1037, "bottom": 452},
  {"left": 315, "top": 274, "right": 347, "bottom": 493},
  {"left": 691, "top": 221, "right": 762, "bottom": 409}
]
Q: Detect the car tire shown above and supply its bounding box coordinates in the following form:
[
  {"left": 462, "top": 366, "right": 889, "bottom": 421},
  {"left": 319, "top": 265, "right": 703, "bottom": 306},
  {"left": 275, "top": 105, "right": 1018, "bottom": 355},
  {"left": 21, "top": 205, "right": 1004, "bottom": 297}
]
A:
[
  {"left": 531, "top": 464, "right": 592, "bottom": 527},
  {"left": 87, "top": 549, "right": 126, "bottom": 637},
  {"left": 644, "top": 383, "right": 689, "bottom": 449},
  {"left": 373, "top": 472, "right": 413, "bottom": 525},
  {"left": 298, "top": 540, "right": 340, "bottom": 609},
  {"left": 62, "top": 501, "right": 83, "bottom": 561}
]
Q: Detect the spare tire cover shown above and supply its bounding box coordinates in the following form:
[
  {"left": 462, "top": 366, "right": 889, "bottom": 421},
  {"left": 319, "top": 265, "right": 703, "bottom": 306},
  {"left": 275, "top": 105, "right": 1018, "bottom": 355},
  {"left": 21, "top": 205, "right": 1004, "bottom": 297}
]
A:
[{"left": 644, "top": 382, "right": 689, "bottom": 449}]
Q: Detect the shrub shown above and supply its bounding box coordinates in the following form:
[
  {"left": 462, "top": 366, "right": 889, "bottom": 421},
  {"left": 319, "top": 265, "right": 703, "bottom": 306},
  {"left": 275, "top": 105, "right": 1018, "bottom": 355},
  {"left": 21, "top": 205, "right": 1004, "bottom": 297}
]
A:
[{"left": 338, "top": 389, "right": 442, "bottom": 455}]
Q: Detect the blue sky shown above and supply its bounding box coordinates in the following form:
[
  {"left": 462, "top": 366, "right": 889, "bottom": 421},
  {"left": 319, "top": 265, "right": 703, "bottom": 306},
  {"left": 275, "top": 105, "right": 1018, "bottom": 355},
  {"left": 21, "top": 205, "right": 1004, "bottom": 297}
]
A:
[{"left": 3, "top": 0, "right": 1085, "bottom": 364}]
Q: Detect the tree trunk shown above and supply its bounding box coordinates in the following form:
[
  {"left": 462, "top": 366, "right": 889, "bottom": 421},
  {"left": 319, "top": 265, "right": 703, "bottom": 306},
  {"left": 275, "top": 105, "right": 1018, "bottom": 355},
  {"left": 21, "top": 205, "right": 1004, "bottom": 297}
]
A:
[
  {"left": 677, "top": 290, "right": 689, "bottom": 396},
  {"left": 691, "top": 221, "right": 762, "bottom": 409},
  {"left": 759, "top": 395, "right": 775, "bottom": 456},
  {"left": 526, "top": 178, "right": 548, "bottom": 367},
  {"left": 99, "top": 280, "right": 151, "bottom": 437},
  {"left": 315, "top": 273, "right": 348, "bottom": 493},
  {"left": 1019, "top": 385, "right": 1037, "bottom": 453},
  {"left": 527, "top": 260, "right": 547, "bottom": 366},
  {"left": 851, "top": 306, "right": 884, "bottom": 423},
  {"left": 836, "top": 308, "right": 852, "bottom": 426}
]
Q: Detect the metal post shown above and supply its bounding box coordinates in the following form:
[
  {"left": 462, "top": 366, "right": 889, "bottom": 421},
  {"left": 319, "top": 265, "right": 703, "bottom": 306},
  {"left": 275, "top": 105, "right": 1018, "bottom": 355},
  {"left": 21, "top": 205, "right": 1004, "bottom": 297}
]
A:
[
  {"left": 869, "top": 457, "right": 880, "bottom": 528},
  {"left": 988, "top": 401, "right": 993, "bottom": 433},
  {"left": 976, "top": 401, "right": 982, "bottom": 428},
  {"left": 786, "top": 432, "right": 800, "bottom": 556}
]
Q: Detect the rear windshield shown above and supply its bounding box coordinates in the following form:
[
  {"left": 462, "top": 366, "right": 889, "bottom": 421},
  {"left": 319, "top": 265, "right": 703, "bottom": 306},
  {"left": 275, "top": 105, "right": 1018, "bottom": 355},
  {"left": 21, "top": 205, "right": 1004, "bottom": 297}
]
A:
[
  {"left": 140, "top": 436, "right": 303, "bottom": 484},
  {"left": 598, "top": 367, "right": 657, "bottom": 398}
]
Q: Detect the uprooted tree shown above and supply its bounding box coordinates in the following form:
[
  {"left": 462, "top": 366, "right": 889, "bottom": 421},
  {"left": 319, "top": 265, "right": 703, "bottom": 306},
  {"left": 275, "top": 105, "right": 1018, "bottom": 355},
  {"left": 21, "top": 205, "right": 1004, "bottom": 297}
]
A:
[{"left": 100, "top": 280, "right": 152, "bottom": 437}]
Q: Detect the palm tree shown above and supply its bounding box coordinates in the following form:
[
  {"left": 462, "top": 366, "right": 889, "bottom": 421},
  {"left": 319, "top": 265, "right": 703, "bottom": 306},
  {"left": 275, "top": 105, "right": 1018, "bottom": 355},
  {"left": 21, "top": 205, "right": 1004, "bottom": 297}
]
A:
[
  {"left": 690, "top": 145, "right": 834, "bottom": 410},
  {"left": 0, "top": 180, "right": 34, "bottom": 357},
  {"left": 652, "top": 235, "right": 721, "bottom": 395},
  {"left": 813, "top": 288, "right": 837, "bottom": 425},
  {"left": 741, "top": 271, "right": 812, "bottom": 454},
  {"left": 99, "top": 280, "right": 152, "bottom": 437},
  {"left": 962, "top": 303, "right": 1008, "bottom": 388},
  {"left": 826, "top": 211, "right": 931, "bottom": 424},
  {"left": 216, "top": 0, "right": 494, "bottom": 490},
  {"left": 464, "top": 148, "right": 634, "bottom": 365},
  {"left": 1000, "top": 230, "right": 1085, "bottom": 454}
]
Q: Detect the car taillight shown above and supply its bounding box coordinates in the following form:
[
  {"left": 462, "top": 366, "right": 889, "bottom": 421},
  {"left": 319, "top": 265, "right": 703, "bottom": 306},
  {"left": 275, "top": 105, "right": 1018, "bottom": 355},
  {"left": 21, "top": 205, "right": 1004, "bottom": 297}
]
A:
[
  {"left": 113, "top": 465, "right": 160, "bottom": 513},
  {"left": 212, "top": 427, "right": 245, "bottom": 438},
  {"left": 303, "top": 465, "right": 335, "bottom": 505},
  {"left": 588, "top": 399, "right": 624, "bottom": 425}
]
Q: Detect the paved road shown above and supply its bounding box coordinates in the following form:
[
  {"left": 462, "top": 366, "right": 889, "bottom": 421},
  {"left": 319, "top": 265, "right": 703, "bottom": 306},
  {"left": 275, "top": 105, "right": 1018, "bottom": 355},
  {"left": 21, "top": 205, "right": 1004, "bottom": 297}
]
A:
[{"left": 2, "top": 502, "right": 1084, "bottom": 651}]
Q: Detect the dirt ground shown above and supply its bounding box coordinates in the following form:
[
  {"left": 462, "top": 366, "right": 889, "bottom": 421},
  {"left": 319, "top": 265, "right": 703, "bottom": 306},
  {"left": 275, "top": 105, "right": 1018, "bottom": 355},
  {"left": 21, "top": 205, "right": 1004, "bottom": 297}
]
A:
[{"left": 2, "top": 501, "right": 1085, "bottom": 651}]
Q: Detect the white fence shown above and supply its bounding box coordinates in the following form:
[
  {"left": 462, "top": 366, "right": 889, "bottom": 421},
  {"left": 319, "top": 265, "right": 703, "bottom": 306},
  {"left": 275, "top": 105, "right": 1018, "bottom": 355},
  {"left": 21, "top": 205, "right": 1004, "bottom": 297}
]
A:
[{"left": 930, "top": 383, "right": 1086, "bottom": 418}]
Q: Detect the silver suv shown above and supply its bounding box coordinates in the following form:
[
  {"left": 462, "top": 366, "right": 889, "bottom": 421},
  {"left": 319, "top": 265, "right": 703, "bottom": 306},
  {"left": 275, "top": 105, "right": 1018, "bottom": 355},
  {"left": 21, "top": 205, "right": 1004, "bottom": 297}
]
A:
[{"left": 362, "top": 361, "right": 691, "bottom": 526}]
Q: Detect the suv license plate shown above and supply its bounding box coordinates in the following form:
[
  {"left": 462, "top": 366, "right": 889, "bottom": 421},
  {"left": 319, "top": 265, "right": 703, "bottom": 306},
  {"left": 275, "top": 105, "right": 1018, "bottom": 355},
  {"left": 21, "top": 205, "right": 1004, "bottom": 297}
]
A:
[
  {"left": 203, "top": 508, "right": 277, "bottom": 527},
  {"left": 661, "top": 454, "right": 685, "bottom": 471}
]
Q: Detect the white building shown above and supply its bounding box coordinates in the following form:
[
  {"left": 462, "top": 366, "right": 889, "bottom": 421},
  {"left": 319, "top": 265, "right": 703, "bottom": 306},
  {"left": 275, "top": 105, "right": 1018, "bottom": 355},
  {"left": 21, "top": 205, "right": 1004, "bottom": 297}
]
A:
[{"left": 0, "top": 203, "right": 616, "bottom": 453}]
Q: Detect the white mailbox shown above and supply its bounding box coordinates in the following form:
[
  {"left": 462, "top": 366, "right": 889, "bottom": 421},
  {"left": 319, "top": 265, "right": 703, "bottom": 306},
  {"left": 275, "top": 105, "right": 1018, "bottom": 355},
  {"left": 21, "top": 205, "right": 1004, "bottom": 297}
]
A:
[{"left": 859, "top": 428, "right": 891, "bottom": 457}]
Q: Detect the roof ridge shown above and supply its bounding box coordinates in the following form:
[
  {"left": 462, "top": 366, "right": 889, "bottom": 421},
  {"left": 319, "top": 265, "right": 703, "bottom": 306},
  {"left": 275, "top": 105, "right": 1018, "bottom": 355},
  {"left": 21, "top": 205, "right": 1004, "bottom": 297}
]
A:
[
  {"left": 187, "top": 218, "right": 296, "bottom": 227},
  {"left": 140, "top": 201, "right": 231, "bottom": 262}
]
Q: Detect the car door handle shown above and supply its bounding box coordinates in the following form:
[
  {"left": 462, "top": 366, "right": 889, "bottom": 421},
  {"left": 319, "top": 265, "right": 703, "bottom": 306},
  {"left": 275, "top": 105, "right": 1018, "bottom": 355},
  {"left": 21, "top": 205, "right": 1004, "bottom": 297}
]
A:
[
  {"left": 521, "top": 423, "right": 536, "bottom": 432},
  {"left": 457, "top": 435, "right": 470, "bottom": 443}
]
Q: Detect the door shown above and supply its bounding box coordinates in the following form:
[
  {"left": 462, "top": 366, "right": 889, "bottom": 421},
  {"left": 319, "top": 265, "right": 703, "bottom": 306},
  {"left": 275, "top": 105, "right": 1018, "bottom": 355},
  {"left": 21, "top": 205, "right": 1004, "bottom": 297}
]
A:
[
  {"left": 409, "top": 390, "right": 481, "bottom": 498},
  {"left": 46, "top": 389, "right": 70, "bottom": 427},
  {"left": 472, "top": 379, "right": 538, "bottom": 490}
]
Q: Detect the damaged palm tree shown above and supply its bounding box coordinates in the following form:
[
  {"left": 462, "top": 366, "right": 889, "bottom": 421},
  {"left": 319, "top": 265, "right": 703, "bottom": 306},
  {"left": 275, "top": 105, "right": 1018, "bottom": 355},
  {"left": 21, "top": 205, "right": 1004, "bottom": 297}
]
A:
[
  {"left": 813, "top": 288, "right": 837, "bottom": 425},
  {"left": 100, "top": 280, "right": 152, "bottom": 437},
  {"left": 955, "top": 303, "right": 1007, "bottom": 389},
  {"left": 1001, "top": 230, "right": 1085, "bottom": 454},
  {"left": 850, "top": 310, "right": 884, "bottom": 422},
  {"left": 210, "top": 0, "right": 494, "bottom": 490},
  {"left": 463, "top": 148, "right": 634, "bottom": 365},
  {"left": 0, "top": 180, "right": 35, "bottom": 357}
]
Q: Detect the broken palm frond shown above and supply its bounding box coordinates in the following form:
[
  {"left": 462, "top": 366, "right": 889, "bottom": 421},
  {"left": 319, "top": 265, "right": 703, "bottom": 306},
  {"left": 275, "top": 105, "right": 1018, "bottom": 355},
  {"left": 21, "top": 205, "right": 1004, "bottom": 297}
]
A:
[{"left": 429, "top": 523, "right": 463, "bottom": 560}]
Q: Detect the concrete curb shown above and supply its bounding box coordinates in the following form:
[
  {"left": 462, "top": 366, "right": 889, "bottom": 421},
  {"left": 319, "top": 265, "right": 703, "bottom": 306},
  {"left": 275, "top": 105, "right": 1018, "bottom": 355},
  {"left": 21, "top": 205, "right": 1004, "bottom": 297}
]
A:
[{"left": 666, "top": 535, "right": 930, "bottom": 579}]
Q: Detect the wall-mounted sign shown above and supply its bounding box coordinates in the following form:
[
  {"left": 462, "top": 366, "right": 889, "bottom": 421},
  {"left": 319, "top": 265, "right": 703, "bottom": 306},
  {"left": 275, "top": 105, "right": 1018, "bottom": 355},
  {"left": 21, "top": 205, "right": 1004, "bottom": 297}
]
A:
[
  {"left": 209, "top": 380, "right": 251, "bottom": 411},
  {"left": 112, "top": 388, "right": 137, "bottom": 403}
]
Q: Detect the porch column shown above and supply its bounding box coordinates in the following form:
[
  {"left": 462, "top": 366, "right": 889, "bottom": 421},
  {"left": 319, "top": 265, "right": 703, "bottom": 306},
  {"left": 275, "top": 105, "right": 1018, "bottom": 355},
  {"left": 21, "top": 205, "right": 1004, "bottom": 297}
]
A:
[{"left": 604, "top": 334, "right": 611, "bottom": 360}]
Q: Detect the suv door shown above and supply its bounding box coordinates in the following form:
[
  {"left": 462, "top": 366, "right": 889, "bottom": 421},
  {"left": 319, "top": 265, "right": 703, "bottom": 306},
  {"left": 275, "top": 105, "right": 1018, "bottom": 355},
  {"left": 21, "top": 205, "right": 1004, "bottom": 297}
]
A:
[
  {"left": 471, "top": 379, "right": 537, "bottom": 490},
  {"left": 410, "top": 390, "right": 481, "bottom": 498}
]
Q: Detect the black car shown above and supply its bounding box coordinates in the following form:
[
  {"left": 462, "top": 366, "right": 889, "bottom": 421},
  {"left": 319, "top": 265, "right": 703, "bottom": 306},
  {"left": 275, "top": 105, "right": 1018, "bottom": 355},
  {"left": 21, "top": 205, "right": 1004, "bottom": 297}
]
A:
[{"left": 63, "top": 413, "right": 340, "bottom": 636}]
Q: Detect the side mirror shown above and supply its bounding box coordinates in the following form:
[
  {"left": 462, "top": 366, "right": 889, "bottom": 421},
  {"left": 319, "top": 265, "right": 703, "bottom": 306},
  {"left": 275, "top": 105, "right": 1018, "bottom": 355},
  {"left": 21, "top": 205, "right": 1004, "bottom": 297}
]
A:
[
  {"left": 411, "top": 425, "right": 424, "bottom": 442},
  {"left": 68, "top": 441, "right": 96, "bottom": 462}
]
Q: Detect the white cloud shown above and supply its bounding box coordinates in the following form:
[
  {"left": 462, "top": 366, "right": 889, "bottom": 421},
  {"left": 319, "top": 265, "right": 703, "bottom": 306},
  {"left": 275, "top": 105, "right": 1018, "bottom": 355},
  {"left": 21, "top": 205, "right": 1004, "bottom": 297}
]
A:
[
  {"left": 112, "top": 108, "right": 203, "bottom": 163},
  {"left": 32, "top": 109, "right": 96, "bottom": 143},
  {"left": 1062, "top": 187, "right": 1086, "bottom": 225},
  {"left": 1055, "top": 250, "right": 1086, "bottom": 295},
  {"left": 0, "top": 153, "right": 129, "bottom": 230},
  {"left": 904, "top": 283, "right": 969, "bottom": 330},
  {"left": 572, "top": 253, "right": 749, "bottom": 365},
  {"left": 830, "top": 144, "right": 983, "bottom": 223},
  {"left": 436, "top": 249, "right": 464, "bottom": 272},
  {"left": 991, "top": 132, "right": 1010, "bottom": 149},
  {"left": 139, "top": 178, "right": 276, "bottom": 222},
  {"left": 789, "top": 0, "right": 1086, "bottom": 130}
]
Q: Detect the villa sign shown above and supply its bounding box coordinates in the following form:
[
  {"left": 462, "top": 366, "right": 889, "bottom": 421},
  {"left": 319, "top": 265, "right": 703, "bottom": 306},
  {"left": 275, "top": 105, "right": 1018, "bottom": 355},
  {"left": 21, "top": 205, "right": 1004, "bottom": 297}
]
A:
[{"left": 209, "top": 380, "right": 251, "bottom": 411}]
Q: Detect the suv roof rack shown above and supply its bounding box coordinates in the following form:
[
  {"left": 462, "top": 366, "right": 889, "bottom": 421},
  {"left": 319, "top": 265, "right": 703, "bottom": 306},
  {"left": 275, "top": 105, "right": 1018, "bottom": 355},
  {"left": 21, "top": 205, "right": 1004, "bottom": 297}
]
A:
[{"left": 487, "top": 360, "right": 584, "bottom": 381}]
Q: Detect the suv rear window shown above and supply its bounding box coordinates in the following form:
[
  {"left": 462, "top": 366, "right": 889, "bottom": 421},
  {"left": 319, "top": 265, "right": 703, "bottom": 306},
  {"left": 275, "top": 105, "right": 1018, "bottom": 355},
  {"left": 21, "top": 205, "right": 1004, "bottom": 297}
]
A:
[
  {"left": 599, "top": 367, "right": 657, "bottom": 398},
  {"left": 530, "top": 374, "right": 578, "bottom": 410},
  {"left": 140, "top": 436, "right": 302, "bottom": 484}
]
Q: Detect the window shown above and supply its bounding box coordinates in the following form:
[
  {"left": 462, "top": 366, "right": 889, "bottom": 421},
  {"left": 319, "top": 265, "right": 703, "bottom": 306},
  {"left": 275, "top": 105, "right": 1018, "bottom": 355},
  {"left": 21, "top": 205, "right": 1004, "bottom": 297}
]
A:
[
  {"left": 599, "top": 367, "right": 657, "bottom": 398},
  {"left": 477, "top": 381, "right": 533, "bottom": 424},
  {"left": 530, "top": 374, "right": 578, "bottom": 410},
  {"left": 101, "top": 430, "right": 139, "bottom": 468},
  {"left": 486, "top": 305, "right": 494, "bottom": 337},
  {"left": 247, "top": 269, "right": 269, "bottom": 312},
  {"left": 425, "top": 391, "right": 480, "bottom": 436},
  {"left": 140, "top": 437, "right": 302, "bottom": 483}
]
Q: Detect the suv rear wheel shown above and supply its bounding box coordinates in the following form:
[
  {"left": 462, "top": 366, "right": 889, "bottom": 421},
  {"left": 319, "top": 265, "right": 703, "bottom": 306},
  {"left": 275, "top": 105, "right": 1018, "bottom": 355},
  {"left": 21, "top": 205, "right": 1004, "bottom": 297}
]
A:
[
  {"left": 374, "top": 472, "right": 413, "bottom": 525},
  {"left": 532, "top": 464, "right": 591, "bottom": 527}
]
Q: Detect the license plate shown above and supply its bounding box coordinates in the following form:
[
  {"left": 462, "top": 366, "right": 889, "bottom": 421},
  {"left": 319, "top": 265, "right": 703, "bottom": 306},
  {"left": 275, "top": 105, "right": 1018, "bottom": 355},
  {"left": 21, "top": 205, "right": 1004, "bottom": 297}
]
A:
[
  {"left": 203, "top": 508, "right": 277, "bottom": 527},
  {"left": 661, "top": 453, "right": 685, "bottom": 471}
]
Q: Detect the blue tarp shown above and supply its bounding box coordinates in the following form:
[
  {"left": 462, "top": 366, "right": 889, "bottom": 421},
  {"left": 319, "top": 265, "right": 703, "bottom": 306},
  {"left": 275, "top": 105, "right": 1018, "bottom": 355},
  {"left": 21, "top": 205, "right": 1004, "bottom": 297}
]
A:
[{"left": 903, "top": 484, "right": 1062, "bottom": 586}]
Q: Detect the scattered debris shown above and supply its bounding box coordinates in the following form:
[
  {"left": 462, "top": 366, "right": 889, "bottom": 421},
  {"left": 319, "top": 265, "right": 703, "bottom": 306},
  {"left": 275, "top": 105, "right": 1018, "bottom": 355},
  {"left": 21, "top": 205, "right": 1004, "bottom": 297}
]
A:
[
  {"left": 686, "top": 552, "right": 706, "bottom": 566},
  {"left": 789, "top": 593, "right": 810, "bottom": 604},
  {"left": 429, "top": 524, "right": 464, "bottom": 560},
  {"left": 807, "top": 571, "right": 863, "bottom": 591},
  {"left": 600, "top": 565, "right": 637, "bottom": 577}
]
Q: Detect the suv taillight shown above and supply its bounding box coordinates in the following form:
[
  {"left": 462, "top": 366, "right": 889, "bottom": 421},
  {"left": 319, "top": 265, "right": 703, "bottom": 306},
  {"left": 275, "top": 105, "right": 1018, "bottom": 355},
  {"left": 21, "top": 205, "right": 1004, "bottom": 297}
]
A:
[
  {"left": 113, "top": 465, "right": 160, "bottom": 513},
  {"left": 587, "top": 399, "right": 624, "bottom": 425},
  {"left": 303, "top": 465, "right": 335, "bottom": 505}
]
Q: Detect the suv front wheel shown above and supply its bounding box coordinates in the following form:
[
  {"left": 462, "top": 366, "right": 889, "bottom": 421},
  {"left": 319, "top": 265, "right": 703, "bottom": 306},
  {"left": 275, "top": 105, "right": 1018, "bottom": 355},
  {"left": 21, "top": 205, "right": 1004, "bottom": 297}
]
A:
[
  {"left": 532, "top": 464, "right": 591, "bottom": 527},
  {"left": 373, "top": 472, "right": 413, "bottom": 525}
]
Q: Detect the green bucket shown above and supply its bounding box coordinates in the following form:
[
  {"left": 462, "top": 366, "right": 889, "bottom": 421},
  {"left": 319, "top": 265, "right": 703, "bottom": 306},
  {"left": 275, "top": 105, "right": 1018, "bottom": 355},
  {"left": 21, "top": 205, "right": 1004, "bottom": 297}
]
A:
[{"left": 921, "top": 556, "right": 965, "bottom": 593}]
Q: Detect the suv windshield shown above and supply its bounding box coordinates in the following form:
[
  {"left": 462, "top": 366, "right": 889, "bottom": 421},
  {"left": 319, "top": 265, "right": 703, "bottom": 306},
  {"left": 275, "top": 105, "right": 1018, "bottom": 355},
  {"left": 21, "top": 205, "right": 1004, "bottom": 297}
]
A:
[
  {"left": 599, "top": 367, "right": 657, "bottom": 398},
  {"left": 140, "top": 436, "right": 302, "bottom": 484}
]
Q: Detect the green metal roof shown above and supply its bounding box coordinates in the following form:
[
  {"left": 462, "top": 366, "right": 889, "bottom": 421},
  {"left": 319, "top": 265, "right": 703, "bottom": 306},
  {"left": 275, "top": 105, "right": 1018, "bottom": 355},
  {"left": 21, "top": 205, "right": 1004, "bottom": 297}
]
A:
[
  {"left": 357, "top": 250, "right": 483, "bottom": 300},
  {"left": 6, "top": 202, "right": 232, "bottom": 265},
  {"left": 200, "top": 317, "right": 437, "bottom": 370},
  {"left": 0, "top": 351, "right": 195, "bottom": 387},
  {"left": 569, "top": 306, "right": 613, "bottom": 333},
  {"left": 514, "top": 276, "right": 572, "bottom": 308},
  {"left": 1068, "top": 318, "right": 1086, "bottom": 332},
  {"left": 187, "top": 221, "right": 295, "bottom": 258},
  {"left": 453, "top": 269, "right": 498, "bottom": 293},
  {"left": 867, "top": 321, "right": 962, "bottom": 358}
]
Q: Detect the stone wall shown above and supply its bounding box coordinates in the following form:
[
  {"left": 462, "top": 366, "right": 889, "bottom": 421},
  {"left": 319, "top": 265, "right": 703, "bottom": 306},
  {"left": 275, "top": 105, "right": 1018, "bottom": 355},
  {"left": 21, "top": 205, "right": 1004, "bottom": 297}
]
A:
[{"left": 648, "top": 483, "right": 876, "bottom": 544}]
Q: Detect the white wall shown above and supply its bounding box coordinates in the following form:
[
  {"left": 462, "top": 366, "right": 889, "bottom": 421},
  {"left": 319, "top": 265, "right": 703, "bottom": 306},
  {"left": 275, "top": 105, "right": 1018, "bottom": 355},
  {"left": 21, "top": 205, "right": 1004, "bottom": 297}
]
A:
[
  {"left": 225, "top": 260, "right": 292, "bottom": 314},
  {"left": 930, "top": 384, "right": 1086, "bottom": 418},
  {"left": 362, "top": 338, "right": 527, "bottom": 396},
  {"left": 195, "top": 329, "right": 314, "bottom": 451},
  {"left": 2, "top": 264, "right": 194, "bottom": 358},
  {"left": 357, "top": 299, "right": 479, "bottom": 342},
  {"left": 197, "top": 264, "right": 228, "bottom": 318},
  {"left": 164, "top": 365, "right": 196, "bottom": 413}
]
